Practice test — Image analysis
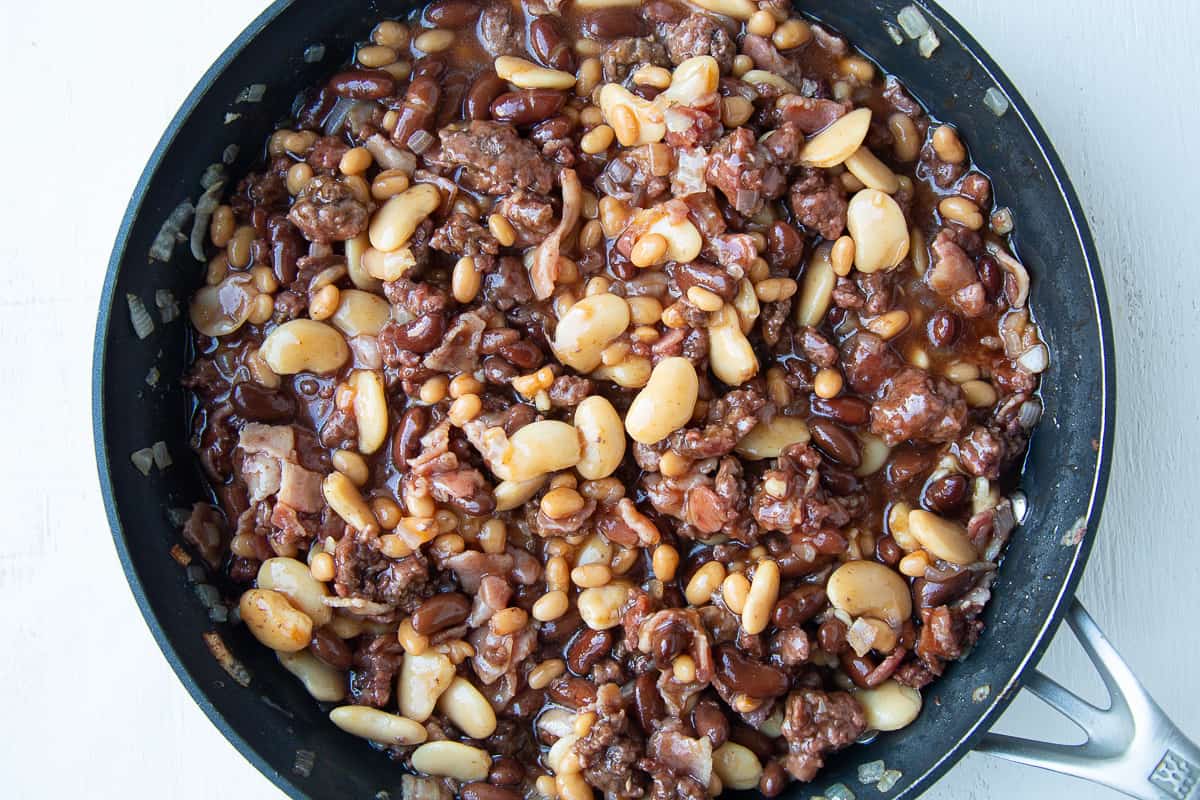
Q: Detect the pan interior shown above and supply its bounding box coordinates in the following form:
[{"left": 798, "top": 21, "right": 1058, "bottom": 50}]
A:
[{"left": 93, "top": 1, "right": 1112, "bottom": 798}]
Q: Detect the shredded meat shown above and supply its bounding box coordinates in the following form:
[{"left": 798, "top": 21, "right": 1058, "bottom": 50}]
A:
[{"left": 780, "top": 689, "right": 866, "bottom": 781}]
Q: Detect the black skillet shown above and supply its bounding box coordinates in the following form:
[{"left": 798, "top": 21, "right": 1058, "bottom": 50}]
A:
[{"left": 91, "top": 1, "right": 1199, "bottom": 797}]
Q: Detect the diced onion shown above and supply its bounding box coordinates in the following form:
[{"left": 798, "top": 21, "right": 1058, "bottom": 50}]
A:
[
  {"left": 857, "top": 761, "right": 886, "bottom": 784},
  {"left": 671, "top": 147, "right": 708, "bottom": 197},
  {"left": 236, "top": 83, "right": 266, "bottom": 103},
  {"left": 898, "top": 5, "right": 931, "bottom": 39},
  {"left": 877, "top": 770, "right": 903, "bottom": 792},
  {"left": 1017, "top": 344, "right": 1048, "bottom": 374},
  {"left": 990, "top": 207, "right": 1014, "bottom": 235},
  {"left": 884, "top": 22, "right": 904, "bottom": 46},
  {"left": 366, "top": 133, "right": 415, "bottom": 171},
  {"left": 200, "top": 163, "right": 226, "bottom": 190},
  {"left": 145, "top": 367, "right": 160, "bottom": 387},
  {"left": 918, "top": 29, "right": 941, "bottom": 58},
  {"left": 155, "top": 289, "right": 179, "bottom": 323},
  {"left": 304, "top": 44, "right": 326, "bottom": 63},
  {"left": 148, "top": 200, "right": 194, "bottom": 262},
  {"left": 323, "top": 96, "right": 356, "bottom": 135},
  {"left": 984, "top": 87, "right": 1010, "bottom": 117},
  {"left": 190, "top": 181, "right": 224, "bottom": 261},
  {"left": 126, "top": 293, "right": 154, "bottom": 339},
  {"left": 408, "top": 128, "right": 435, "bottom": 154},
  {"left": 222, "top": 144, "right": 239, "bottom": 165},
  {"left": 130, "top": 448, "right": 155, "bottom": 476},
  {"left": 151, "top": 440, "right": 173, "bottom": 469}
]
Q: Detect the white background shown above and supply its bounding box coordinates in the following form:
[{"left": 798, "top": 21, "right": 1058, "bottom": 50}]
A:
[{"left": 1, "top": 0, "right": 1196, "bottom": 797}]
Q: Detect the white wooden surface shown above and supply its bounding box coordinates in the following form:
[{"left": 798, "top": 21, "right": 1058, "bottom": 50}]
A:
[{"left": 1, "top": 0, "right": 1196, "bottom": 796}]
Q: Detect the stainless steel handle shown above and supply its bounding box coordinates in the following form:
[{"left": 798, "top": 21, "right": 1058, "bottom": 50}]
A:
[{"left": 976, "top": 599, "right": 1200, "bottom": 799}]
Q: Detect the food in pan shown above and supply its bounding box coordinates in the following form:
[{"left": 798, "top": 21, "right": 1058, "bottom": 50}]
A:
[{"left": 181, "top": 0, "right": 1047, "bottom": 795}]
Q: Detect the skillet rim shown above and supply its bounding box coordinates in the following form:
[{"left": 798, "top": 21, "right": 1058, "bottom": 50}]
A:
[{"left": 91, "top": 1, "right": 1116, "bottom": 797}]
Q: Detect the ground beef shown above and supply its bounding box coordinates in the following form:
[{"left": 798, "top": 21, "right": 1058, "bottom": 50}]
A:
[
  {"left": 789, "top": 168, "right": 848, "bottom": 241},
  {"left": 548, "top": 374, "right": 593, "bottom": 407},
  {"left": 705, "top": 128, "right": 787, "bottom": 217},
  {"left": 775, "top": 95, "right": 849, "bottom": 134},
  {"left": 429, "top": 212, "right": 499, "bottom": 257},
  {"left": 478, "top": 0, "right": 522, "bottom": 57},
  {"left": 666, "top": 387, "right": 768, "bottom": 459},
  {"left": 956, "top": 425, "right": 1004, "bottom": 479},
  {"left": 780, "top": 689, "right": 866, "bottom": 782},
  {"left": 307, "top": 135, "right": 350, "bottom": 172},
  {"left": 577, "top": 684, "right": 646, "bottom": 800},
  {"left": 839, "top": 331, "right": 901, "bottom": 396},
  {"left": 602, "top": 37, "right": 670, "bottom": 82},
  {"left": 928, "top": 229, "right": 987, "bottom": 318},
  {"left": 870, "top": 367, "right": 968, "bottom": 446},
  {"left": 663, "top": 13, "right": 735, "bottom": 72},
  {"left": 422, "top": 310, "right": 488, "bottom": 373},
  {"left": 431, "top": 122, "right": 554, "bottom": 195},
  {"left": 350, "top": 634, "right": 405, "bottom": 707},
  {"left": 494, "top": 190, "right": 556, "bottom": 246},
  {"left": 739, "top": 33, "right": 806, "bottom": 86},
  {"left": 916, "top": 605, "right": 982, "bottom": 673},
  {"left": 287, "top": 175, "right": 369, "bottom": 242},
  {"left": 751, "top": 444, "right": 852, "bottom": 535},
  {"left": 334, "top": 529, "right": 431, "bottom": 610}
]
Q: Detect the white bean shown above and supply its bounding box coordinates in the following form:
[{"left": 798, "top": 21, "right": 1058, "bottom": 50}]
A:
[
  {"left": 260, "top": 319, "right": 350, "bottom": 375},
  {"left": 855, "top": 433, "right": 891, "bottom": 477},
  {"left": 799, "top": 108, "right": 872, "bottom": 168},
  {"left": 398, "top": 650, "right": 455, "bottom": 722},
  {"left": 368, "top": 184, "right": 440, "bottom": 252},
  {"left": 844, "top": 146, "right": 900, "bottom": 194},
  {"left": 578, "top": 584, "right": 632, "bottom": 630},
  {"left": 826, "top": 560, "right": 912, "bottom": 626},
  {"left": 574, "top": 396, "right": 626, "bottom": 480},
  {"left": 410, "top": 741, "right": 490, "bottom": 781},
  {"left": 624, "top": 357, "right": 699, "bottom": 444},
  {"left": 329, "top": 705, "right": 428, "bottom": 745},
  {"left": 847, "top": 189, "right": 910, "bottom": 273},
  {"left": 795, "top": 244, "right": 835, "bottom": 327},
  {"left": 499, "top": 421, "right": 582, "bottom": 482},
  {"left": 495, "top": 56, "right": 576, "bottom": 89},
  {"left": 661, "top": 56, "right": 720, "bottom": 105},
  {"left": 707, "top": 305, "right": 759, "bottom": 386},
  {"left": 322, "top": 471, "right": 377, "bottom": 531},
  {"left": 349, "top": 369, "right": 388, "bottom": 454},
  {"left": 436, "top": 676, "right": 498, "bottom": 739},
  {"left": 257, "top": 557, "right": 331, "bottom": 626},
  {"left": 239, "top": 589, "right": 312, "bottom": 652},
  {"left": 735, "top": 416, "right": 810, "bottom": 459},
  {"left": 687, "top": 0, "right": 756, "bottom": 20},
  {"left": 741, "top": 559, "right": 780, "bottom": 635},
  {"left": 907, "top": 509, "right": 977, "bottom": 564},
  {"left": 712, "top": 742, "right": 762, "bottom": 790},
  {"left": 494, "top": 474, "right": 549, "bottom": 511},
  {"left": 344, "top": 232, "right": 381, "bottom": 291},
  {"left": 189, "top": 273, "right": 255, "bottom": 337},
  {"left": 553, "top": 293, "right": 631, "bottom": 372},
  {"left": 599, "top": 83, "right": 666, "bottom": 146},
  {"left": 277, "top": 650, "right": 346, "bottom": 702},
  {"left": 331, "top": 289, "right": 391, "bottom": 337},
  {"left": 855, "top": 680, "right": 922, "bottom": 731}
]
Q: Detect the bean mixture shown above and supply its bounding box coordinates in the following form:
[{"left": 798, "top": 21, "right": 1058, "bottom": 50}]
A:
[{"left": 182, "top": 0, "right": 1047, "bottom": 796}]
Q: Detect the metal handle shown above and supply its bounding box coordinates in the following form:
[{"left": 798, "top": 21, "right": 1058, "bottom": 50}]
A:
[{"left": 976, "top": 599, "right": 1200, "bottom": 799}]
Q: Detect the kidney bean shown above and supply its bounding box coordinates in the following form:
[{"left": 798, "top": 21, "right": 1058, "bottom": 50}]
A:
[
  {"left": 539, "top": 608, "right": 583, "bottom": 643},
  {"left": 960, "top": 173, "right": 992, "bottom": 208},
  {"left": 462, "top": 784, "right": 522, "bottom": 800},
  {"left": 296, "top": 87, "right": 336, "bottom": 130},
  {"left": 928, "top": 309, "right": 961, "bottom": 347},
  {"left": 465, "top": 70, "right": 507, "bottom": 121},
  {"left": 392, "top": 76, "right": 440, "bottom": 148},
  {"left": 390, "top": 313, "right": 447, "bottom": 353},
  {"left": 977, "top": 254, "right": 1003, "bottom": 300},
  {"left": 885, "top": 447, "right": 932, "bottom": 487},
  {"left": 876, "top": 535, "right": 903, "bottom": 566},
  {"left": 840, "top": 651, "right": 877, "bottom": 689},
  {"left": 507, "top": 687, "right": 546, "bottom": 719},
  {"left": 328, "top": 69, "right": 395, "bottom": 100},
  {"left": 772, "top": 585, "right": 827, "bottom": 629},
  {"left": 766, "top": 220, "right": 805, "bottom": 271},
  {"left": 642, "top": 0, "right": 687, "bottom": 23},
  {"left": 424, "top": 0, "right": 482, "bottom": 28},
  {"left": 392, "top": 405, "right": 431, "bottom": 467},
  {"left": 580, "top": 9, "right": 648, "bottom": 39},
  {"left": 729, "top": 725, "right": 773, "bottom": 761},
  {"left": 817, "top": 618, "right": 847, "bottom": 654},
  {"left": 634, "top": 671, "right": 665, "bottom": 733},
  {"left": 529, "top": 16, "right": 576, "bottom": 72},
  {"left": 411, "top": 592, "right": 471, "bottom": 635},
  {"left": 490, "top": 89, "right": 567, "bottom": 127},
  {"left": 567, "top": 629, "right": 613, "bottom": 676},
  {"left": 922, "top": 474, "right": 969, "bottom": 513},
  {"left": 715, "top": 645, "right": 788, "bottom": 698},
  {"left": 309, "top": 627, "right": 353, "bottom": 671},
  {"left": 483, "top": 355, "right": 519, "bottom": 384},
  {"left": 412, "top": 56, "right": 446, "bottom": 81},
  {"left": 691, "top": 699, "right": 730, "bottom": 748},
  {"left": 760, "top": 761, "right": 787, "bottom": 797},
  {"left": 531, "top": 116, "right": 575, "bottom": 145},
  {"left": 819, "top": 464, "right": 860, "bottom": 496},
  {"left": 231, "top": 382, "right": 295, "bottom": 423},
  {"left": 671, "top": 261, "right": 738, "bottom": 300},
  {"left": 548, "top": 676, "right": 597, "bottom": 710},
  {"left": 488, "top": 758, "right": 525, "bottom": 786},
  {"left": 497, "top": 340, "right": 545, "bottom": 370},
  {"left": 809, "top": 396, "right": 869, "bottom": 427},
  {"left": 808, "top": 418, "right": 861, "bottom": 467},
  {"left": 913, "top": 571, "right": 974, "bottom": 609}
]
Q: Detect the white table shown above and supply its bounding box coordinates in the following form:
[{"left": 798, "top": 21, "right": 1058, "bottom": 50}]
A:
[{"left": 1, "top": 0, "right": 1195, "bottom": 796}]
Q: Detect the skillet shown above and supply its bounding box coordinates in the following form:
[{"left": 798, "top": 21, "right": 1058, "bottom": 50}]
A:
[{"left": 92, "top": 1, "right": 1198, "bottom": 797}]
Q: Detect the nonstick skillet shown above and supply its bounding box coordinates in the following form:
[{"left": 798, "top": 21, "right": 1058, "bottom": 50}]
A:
[{"left": 92, "top": 1, "right": 1198, "bottom": 797}]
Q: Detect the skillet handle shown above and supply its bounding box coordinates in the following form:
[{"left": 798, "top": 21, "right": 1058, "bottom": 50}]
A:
[{"left": 975, "top": 599, "right": 1200, "bottom": 799}]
